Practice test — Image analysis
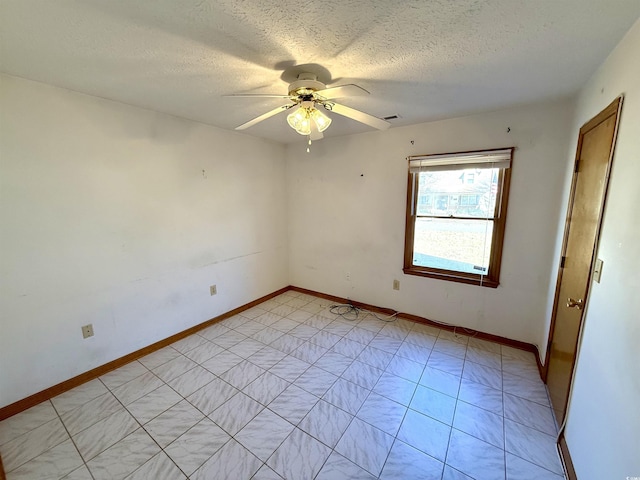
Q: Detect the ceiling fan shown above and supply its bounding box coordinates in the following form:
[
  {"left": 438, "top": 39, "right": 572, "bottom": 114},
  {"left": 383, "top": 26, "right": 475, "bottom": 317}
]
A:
[{"left": 228, "top": 72, "right": 391, "bottom": 141}]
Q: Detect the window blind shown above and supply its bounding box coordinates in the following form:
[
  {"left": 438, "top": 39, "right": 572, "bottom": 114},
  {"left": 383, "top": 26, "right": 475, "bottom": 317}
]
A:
[{"left": 408, "top": 148, "right": 513, "bottom": 172}]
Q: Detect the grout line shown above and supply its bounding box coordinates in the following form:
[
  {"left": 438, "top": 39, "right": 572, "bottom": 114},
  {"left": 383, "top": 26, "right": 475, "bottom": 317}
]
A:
[
  {"left": 503, "top": 384, "right": 508, "bottom": 479},
  {"left": 444, "top": 396, "right": 458, "bottom": 475},
  {"left": 50, "top": 400, "right": 96, "bottom": 480}
]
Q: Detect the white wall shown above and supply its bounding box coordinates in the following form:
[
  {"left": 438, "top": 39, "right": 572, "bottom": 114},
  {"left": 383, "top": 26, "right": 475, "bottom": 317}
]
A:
[
  {"left": 286, "top": 100, "right": 573, "bottom": 347},
  {"left": 0, "top": 75, "right": 288, "bottom": 408},
  {"left": 560, "top": 19, "right": 640, "bottom": 479}
]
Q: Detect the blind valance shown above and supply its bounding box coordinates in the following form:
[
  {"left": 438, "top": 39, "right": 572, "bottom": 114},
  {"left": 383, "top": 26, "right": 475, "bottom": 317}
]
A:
[{"left": 408, "top": 148, "right": 513, "bottom": 173}]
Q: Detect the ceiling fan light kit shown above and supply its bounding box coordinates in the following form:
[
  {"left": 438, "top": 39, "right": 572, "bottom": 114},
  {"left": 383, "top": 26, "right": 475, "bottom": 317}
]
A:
[
  {"left": 229, "top": 68, "right": 390, "bottom": 141},
  {"left": 286, "top": 103, "right": 332, "bottom": 136}
]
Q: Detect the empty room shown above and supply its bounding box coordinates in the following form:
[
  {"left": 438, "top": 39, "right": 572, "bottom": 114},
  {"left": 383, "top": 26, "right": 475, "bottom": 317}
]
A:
[{"left": 0, "top": 1, "right": 638, "bottom": 479}]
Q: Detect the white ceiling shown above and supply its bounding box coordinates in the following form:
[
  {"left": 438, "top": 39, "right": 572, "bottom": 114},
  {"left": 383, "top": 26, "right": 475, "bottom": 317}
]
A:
[{"left": 1, "top": 0, "right": 639, "bottom": 144}]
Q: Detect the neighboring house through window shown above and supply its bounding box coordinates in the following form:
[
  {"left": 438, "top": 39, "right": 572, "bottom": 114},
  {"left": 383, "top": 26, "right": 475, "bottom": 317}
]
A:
[{"left": 403, "top": 148, "right": 513, "bottom": 287}]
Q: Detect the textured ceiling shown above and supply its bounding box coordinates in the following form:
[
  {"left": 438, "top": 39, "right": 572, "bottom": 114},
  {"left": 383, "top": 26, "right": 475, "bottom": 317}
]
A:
[{"left": 1, "top": 0, "right": 639, "bottom": 144}]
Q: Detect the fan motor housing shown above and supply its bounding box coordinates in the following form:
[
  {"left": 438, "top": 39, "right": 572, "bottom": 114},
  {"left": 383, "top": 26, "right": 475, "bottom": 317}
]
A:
[{"left": 288, "top": 73, "right": 326, "bottom": 97}]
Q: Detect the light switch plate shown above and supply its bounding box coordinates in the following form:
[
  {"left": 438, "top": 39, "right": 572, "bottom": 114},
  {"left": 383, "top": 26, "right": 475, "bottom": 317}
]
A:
[{"left": 593, "top": 258, "right": 604, "bottom": 283}]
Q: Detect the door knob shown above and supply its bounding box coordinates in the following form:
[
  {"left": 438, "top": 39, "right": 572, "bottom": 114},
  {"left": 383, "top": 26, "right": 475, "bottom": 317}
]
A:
[{"left": 566, "top": 298, "right": 583, "bottom": 310}]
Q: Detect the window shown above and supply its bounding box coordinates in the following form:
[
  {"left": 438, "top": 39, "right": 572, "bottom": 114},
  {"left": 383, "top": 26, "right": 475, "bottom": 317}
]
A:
[{"left": 403, "top": 148, "right": 513, "bottom": 288}]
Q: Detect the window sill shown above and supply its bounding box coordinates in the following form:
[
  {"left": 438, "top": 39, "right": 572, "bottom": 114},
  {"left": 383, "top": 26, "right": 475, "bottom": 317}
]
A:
[{"left": 403, "top": 267, "right": 499, "bottom": 288}]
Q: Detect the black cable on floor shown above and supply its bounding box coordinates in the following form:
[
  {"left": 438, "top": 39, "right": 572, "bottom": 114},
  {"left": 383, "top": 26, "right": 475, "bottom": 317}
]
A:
[{"left": 329, "top": 303, "right": 398, "bottom": 323}]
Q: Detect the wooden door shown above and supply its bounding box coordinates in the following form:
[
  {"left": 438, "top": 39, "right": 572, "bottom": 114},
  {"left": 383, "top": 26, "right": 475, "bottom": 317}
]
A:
[{"left": 545, "top": 97, "right": 622, "bottom": 424}]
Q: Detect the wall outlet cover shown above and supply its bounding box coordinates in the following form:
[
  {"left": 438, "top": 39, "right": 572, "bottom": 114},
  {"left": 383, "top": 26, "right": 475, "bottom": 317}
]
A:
[
  {"left": 210, "top": 285, "right": 217, "bottom": 296},
  {"left": 393, "top": 279, "right": 400, "bottom": 290},
  {"left": 81, "top": 324, "right": 94, "bottom": 339}
]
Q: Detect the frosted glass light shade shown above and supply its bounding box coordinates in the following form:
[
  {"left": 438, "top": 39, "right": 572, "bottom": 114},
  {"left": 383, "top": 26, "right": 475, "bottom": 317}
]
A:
[
  {"left": 311, "top": 108, "right": 332, "bottom": 132},
  {"left": 287, "top": 107, "right": 311, "bottom": 135}
]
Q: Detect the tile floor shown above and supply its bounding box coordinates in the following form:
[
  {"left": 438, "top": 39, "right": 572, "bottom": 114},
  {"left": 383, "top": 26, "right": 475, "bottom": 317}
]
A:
[{"left": 0, "top": 291, "right": 565, "bottom": 479}]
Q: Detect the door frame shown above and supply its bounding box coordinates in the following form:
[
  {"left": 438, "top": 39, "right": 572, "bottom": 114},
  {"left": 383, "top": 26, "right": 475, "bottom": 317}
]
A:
[{"left": 542, "top": 96, "right": 623, "bottom": 400}]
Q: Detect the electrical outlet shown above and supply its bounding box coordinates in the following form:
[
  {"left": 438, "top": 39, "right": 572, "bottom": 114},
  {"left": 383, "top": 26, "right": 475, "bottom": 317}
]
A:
[
  {"left": 210, "top": 285, "right": 217, "bottom": 296},
  {"left": 81, "top": 324, "right": 94, "bottom": 339},
  {"left": 393, "top": 279, "right": 400, "bottom": 290},
  {"left": 345, "top": 272, "right": 351, "bottom": 281}
]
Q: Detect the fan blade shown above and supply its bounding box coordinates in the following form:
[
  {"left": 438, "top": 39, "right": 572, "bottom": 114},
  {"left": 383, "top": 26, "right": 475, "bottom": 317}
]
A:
[
  {"left": 314, "top": 84, "right": 369, "bottom": 100},
  {"left": 225, "top": 94, "right": 292, "bottom": 99},
  {"left": 235, "top": 105, "right": 292, "bottom": 130},
  {"left": 325, "top": 102, "right": 390, "bottom": 130}
]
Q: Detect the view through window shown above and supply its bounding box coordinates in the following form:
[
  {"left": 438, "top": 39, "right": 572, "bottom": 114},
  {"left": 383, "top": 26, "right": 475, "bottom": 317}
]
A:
[{"left": 404, "top": 148, "right": 513, "bottom": 287}]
